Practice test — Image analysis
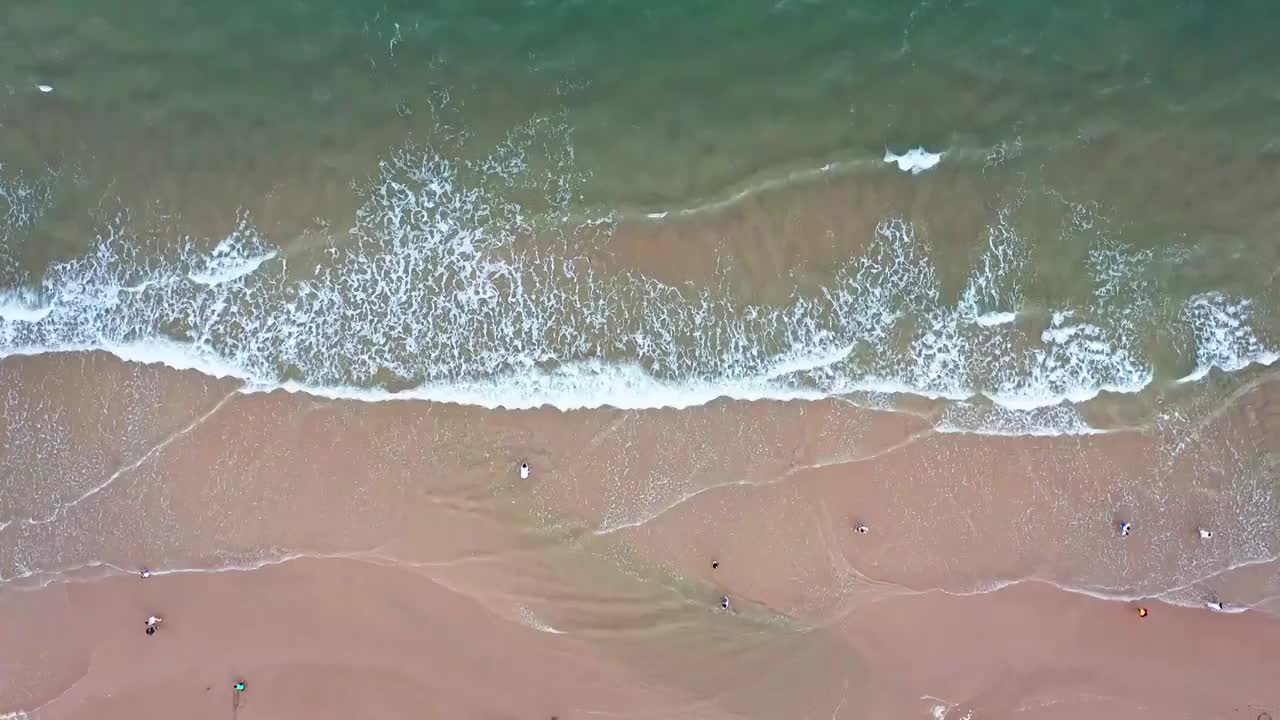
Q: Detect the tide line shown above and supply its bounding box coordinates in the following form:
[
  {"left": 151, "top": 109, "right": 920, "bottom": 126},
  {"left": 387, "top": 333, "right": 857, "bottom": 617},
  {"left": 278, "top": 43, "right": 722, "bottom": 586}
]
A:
[
  {"left": 18, "top": 389, "right": 241, "bottom": 528},
  {"left": 593, "top": 426, "right": 937, "bottom": 536}
]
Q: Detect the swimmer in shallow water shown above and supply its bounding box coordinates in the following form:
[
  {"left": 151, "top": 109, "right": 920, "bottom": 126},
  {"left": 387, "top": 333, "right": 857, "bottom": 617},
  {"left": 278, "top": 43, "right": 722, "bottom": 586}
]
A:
[
  {"left": 1119, "top": 521, "right": 1132, "bottom": 537},
  {"left": 1199, "top": 528, "right": 1214, "bottom": 540},
  {"left": 1207, "top": 599, "right": 1226, "bottom": 612},
  {"left": 720, "top": 596, "right": 730, "bottom": 610}
]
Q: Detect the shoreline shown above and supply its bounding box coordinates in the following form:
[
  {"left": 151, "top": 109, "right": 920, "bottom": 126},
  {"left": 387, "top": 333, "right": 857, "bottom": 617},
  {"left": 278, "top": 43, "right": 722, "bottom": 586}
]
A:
[
  {"left": 3, "top": 353, "right": 1278, "bottom": 602},
  {"left": 4, "top": 554, "right": 1278, "bottom": 719},
  {"left": 2, "top": 352, "right": 1279, "bottom": 718}
]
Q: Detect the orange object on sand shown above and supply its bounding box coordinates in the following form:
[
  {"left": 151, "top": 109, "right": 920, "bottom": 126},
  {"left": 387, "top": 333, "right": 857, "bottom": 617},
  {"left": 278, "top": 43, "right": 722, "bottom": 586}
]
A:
[{"left": 1137, "top": 607, "right": 1149, "bottom": 618}]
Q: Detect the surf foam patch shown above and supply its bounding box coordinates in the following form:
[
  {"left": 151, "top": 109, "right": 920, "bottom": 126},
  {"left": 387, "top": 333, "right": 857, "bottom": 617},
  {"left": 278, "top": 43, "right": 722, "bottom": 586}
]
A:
[
  {"left": 1178, "top": 292, "right": 1279, "bottom": 382},
  {"left": 883, "top": 146, "right": 943, "bottom": 174}
]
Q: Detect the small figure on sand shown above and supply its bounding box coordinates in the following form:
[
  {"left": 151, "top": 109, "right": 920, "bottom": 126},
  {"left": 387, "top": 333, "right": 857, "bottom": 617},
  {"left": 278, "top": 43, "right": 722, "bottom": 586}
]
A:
[
  {"left": 711, "top": 560, "right": 719, "bottom": 570},
  {"left": 1137, "top": 607, "right": 1149, "bottom": 618},
  {"left": 720, "top": 596, "right": 730, "bottom": 610},
  {"left": 855, "top": 524, "right": 870, "bottom": 534},
  {"left": 1119, "top": 521, "right": 1132, "bottom": 537},
  {"left": 145, "top": 615, "right": 163, "bottom": 635},
  {"left": 1199, "top": 528, "right": 1214, "bottom": 540},
  {"left": 519, "top": 462, "right": 531, "bottom": 480},
  {"left": 234, "top": 681, "right": 246, "bottom": 692},
  {"left": 140, "top": 568, "right": 152, "bottom": 579}
]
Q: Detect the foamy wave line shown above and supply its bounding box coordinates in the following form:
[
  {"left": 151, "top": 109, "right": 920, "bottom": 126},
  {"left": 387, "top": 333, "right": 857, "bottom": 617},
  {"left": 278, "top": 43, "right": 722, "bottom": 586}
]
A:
[
  {"left": 912, "top": 551, "right": 1280, "bottom": 614},
  {"left": 1176, "top": 292, "right": 1280, "bottom": 382},
  {"left": 0, "top": 337, "right": 1160, "bottom": 422},
  {"left": 2, "top": 132, "right": 1273, "bottom": 433},
  {"left": 0, "top": 551, "right": 359, "bottom": 589},
  {"left": 0, "top": 290, "right": 54, "bottom": 323},
  {"left": 933, "top": 418, "right": 1111, "bottom": 438},
  {"left": 1178, "top": 349, "right": 1280, "bottom": 384}
]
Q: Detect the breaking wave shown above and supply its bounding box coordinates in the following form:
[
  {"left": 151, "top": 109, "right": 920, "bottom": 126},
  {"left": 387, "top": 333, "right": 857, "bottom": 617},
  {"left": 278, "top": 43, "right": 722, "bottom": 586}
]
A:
[{"left": 0, "top": 119, "right": 1275, "bottom": 434}]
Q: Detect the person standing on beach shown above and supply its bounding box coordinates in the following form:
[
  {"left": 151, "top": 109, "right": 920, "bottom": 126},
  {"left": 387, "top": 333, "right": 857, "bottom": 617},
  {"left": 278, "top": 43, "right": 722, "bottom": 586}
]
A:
[
  {"left": 519, "top": 462, "right": 531, "bottom": 479},
  {"left": 145, "top": 615, "right": 163, "bottom": 635}
]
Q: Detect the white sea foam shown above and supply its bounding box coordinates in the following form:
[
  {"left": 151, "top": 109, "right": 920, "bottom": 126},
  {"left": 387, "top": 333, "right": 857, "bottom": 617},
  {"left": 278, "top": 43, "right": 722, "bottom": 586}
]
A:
[
  {"left": 260, "top": 362, "right": 827, "bottom": 410},
  {"left": 188, "top": 225, "right": 278, "bottom": 286},
  {"left": 1177, "top": 292, "right": 1279, "bottom": 382},
  {"left": 0, "top": 124, "right": 1273, "bottom": 436},
  {"left": 973, "top": 310, "right": 1017, "bottom": 327},
  {"left": 0, "top": 290, "right": 53, "bottom": 323},
  {"left": 883, "top": 146, "right": 943, "bottom": 174},
  {"left": 935, "top": 402, "right": 1104, "bottom": 437}
]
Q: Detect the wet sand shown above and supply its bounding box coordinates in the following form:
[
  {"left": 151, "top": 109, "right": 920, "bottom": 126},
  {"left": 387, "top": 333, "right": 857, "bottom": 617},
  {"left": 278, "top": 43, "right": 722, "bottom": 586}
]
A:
[
  {"left": 3, "top": 353, "right": 1280, "bottom": 718},
  {"left": 4, "top": 557, "right": 1279, "bottom": 719}
]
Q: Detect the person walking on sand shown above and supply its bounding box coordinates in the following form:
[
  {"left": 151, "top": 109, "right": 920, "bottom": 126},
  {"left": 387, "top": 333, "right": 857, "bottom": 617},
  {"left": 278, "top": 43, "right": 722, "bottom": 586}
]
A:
[
  {"left": 720, "top": 596, "right": 730, "bottom": 610},
  {"left": 855, "top": 524, "right": 870, "bottom": 534},
  {"left": 1137, "top": 607, "right": 1149, "bottom": 618},
  {"left": 519, "top": 462, "right": 531, "bottom": 480},
  {"left": 140, "top": 568, "right": 152, "bottom": 579},
  {"left": 232, "top": 680, "right": 247, "bottom": 715},
  {"left": 145, "top": 615, "right": 163, "bottom": 635}
]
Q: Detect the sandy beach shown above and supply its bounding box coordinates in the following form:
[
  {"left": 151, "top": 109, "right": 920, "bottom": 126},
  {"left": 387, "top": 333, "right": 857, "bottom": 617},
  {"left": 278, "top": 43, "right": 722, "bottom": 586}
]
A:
[
  {"left": 4, "top": 546, "right": 1279, "bottom": 719},
  {"left": 2, "top": 353, "right": 1279, "bottom": 718}
]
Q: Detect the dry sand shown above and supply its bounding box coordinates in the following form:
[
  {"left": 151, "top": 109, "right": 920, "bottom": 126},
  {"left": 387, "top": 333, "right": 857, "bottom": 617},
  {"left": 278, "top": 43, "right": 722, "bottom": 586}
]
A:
[{"left": 2, "top": 353, "right": 1280, "bottom": 719}]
